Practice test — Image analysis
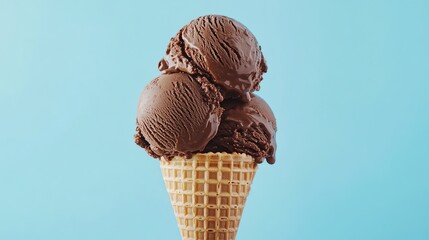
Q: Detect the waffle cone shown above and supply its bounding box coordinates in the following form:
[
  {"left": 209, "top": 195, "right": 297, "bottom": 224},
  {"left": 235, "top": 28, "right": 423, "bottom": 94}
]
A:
[{"left": 160, "top": 152, "right": 257, "bottom": 240}]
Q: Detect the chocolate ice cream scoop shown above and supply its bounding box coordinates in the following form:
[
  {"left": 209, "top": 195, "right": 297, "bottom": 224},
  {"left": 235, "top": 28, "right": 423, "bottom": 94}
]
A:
[
  {"left": 204, "top": 94, "right": 277, "bottom": 164},
  {"left": 135, "top": 73, "right": 223, "bottom": 159},
  {"left": 159, "top": 15, "right": 267, "bottom": 101}
]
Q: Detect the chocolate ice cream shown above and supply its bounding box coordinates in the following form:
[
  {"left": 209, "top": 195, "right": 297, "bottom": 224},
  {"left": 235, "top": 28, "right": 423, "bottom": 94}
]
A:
[
  {"left": 134, "top": 14, "right": 278, "bottom": 240},
  {"left": 135, "top": 73, "right": 223, "bottom": 159},
  {"left": 159, "top": 15, "right": 267, "bottom": 101},
  {"left": 136, "top": 15, "right": 277, "bottom": 164},
  {"left": 204, "top": 94, "right": 277, "bottom": 164}
]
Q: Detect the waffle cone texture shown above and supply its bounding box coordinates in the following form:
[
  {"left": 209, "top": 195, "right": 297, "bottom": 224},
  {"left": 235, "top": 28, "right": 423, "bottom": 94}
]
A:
[{"left": 160, "top": 152, "right": 257, "bottom": 240}]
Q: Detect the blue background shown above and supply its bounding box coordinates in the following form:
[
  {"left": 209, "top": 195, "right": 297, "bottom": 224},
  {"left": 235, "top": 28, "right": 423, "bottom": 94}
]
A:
[{"left": 1, "top": 0, "right": 428, "bottom": 239}]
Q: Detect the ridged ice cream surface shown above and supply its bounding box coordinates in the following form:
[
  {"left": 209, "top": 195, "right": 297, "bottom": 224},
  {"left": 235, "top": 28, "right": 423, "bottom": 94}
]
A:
[
  {"left": 135, "top": 73, "right": 223, "bottom": 159},
  {"left": 159, "top": 15, "right": 267, "bottom": 101},
  {"left": 205, "top": 94, "right": 277, "bottom": 164}
]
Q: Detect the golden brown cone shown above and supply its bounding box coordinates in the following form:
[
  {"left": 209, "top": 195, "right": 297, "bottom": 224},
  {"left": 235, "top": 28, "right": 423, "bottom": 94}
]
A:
[{"left": 160, "top": 152, "right": 257, "bottom": 240}]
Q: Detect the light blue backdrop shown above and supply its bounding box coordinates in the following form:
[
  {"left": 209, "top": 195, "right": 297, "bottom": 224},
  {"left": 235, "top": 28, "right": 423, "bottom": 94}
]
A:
[{"left": 1, "top": 0, "right": 428, "bottom": 239}]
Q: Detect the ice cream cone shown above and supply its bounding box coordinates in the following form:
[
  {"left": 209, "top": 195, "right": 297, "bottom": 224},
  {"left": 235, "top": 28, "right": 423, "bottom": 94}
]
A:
[{"left": 160, "top": 152, "right": 257, "bottom": 240}]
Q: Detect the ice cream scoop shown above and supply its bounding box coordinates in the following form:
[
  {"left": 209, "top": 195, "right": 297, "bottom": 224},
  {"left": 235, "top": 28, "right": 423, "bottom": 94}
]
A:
[
  {"left": 204, "top": 94, "right": 277, "bottom": 164},
  {"left": 135, "top": 73, "right": 223, "bottom": 159},
  {"left": 159, "top": 15, "right": 267, "bottom": 101}
]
